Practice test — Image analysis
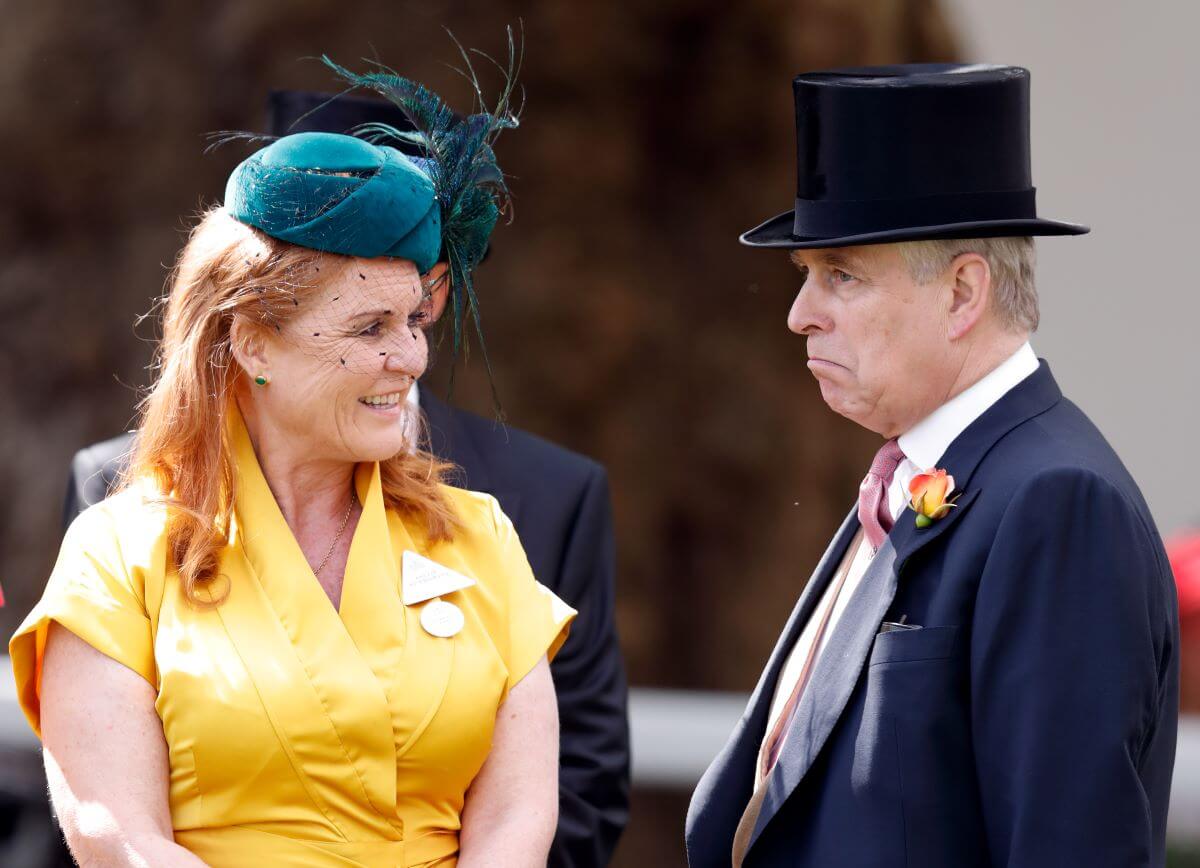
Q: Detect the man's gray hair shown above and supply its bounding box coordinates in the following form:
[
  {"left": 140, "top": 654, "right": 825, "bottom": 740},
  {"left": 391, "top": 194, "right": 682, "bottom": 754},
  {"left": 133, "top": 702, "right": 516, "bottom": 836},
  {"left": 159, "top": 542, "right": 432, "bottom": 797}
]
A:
[{"left": 897, "top": 237, "right": 1038, "bottom": 332}]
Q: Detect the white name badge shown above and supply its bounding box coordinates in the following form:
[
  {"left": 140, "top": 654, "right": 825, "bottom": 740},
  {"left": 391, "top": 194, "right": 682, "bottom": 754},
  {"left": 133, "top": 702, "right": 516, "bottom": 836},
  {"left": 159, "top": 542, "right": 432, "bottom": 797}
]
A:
[
  {"left": 420, "top": 600, "right": 465, "bottom": 638},
  {"left": 402, "top": 550, "right": 476, "bottom": 606}
]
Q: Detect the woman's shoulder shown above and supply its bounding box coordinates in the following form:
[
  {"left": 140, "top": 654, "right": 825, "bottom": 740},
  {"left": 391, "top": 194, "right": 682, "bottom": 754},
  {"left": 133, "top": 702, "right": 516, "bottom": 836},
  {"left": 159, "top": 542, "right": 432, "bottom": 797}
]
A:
[
  {"left": 64, "top": 479, "right": 172, "bottom": 564},
  {"left": 428, "top": 484, "right": 524, "bottom": 575},
  {"left": 27, "top": 479, "right": 173, "bottom": 631},
  {"left": 437, "top": 484, "right": 511, "bottom": 535}
]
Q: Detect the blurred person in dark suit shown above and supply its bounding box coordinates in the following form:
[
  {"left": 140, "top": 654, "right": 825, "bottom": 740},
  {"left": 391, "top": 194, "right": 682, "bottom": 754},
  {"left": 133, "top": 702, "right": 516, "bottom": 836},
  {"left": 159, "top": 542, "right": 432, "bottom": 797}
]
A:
[
  {"left": 687, "top": 65, "right": 1178, "bottom": 868},
  {"left": 61, "top": 87, "right": 629, "bottom": 868}
]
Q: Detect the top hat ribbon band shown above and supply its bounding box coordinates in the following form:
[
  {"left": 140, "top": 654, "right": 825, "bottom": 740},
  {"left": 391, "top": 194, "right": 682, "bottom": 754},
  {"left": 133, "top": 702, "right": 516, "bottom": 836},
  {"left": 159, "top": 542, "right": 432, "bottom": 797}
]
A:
[{"left": 791, "top": 187, "right": 1037, "bottom": 238}]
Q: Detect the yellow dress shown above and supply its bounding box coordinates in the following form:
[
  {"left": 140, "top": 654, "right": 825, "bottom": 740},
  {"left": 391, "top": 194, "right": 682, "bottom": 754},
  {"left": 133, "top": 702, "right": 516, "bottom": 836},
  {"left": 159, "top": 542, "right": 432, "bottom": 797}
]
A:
[{"left": 9, "top": 409, "right": 575, "bottom": 867}]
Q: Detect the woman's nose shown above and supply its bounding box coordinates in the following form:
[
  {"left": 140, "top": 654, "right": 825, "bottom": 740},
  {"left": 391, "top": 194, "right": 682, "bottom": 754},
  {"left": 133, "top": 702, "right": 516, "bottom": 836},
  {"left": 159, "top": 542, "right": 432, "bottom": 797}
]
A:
[{"left": 383, "top": 351, "right": 418, "bottom": 374}]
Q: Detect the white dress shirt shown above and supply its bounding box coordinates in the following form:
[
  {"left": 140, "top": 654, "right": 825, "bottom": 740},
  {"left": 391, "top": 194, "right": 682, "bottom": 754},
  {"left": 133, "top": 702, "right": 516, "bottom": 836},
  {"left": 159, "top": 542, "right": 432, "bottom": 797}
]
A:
[
  {"left": 890, "top": 342, "right": 1039, "bottom": 520},
  {"left": 756, "top": 342, "right": 1039, "bottom": 785},
  {"left": 404, "top": 381, "right": 422, "bottom": 447}
]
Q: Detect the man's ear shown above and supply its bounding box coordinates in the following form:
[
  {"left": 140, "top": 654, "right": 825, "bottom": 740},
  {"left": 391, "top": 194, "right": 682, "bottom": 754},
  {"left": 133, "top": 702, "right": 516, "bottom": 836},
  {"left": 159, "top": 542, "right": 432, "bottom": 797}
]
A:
[
  {"left": 229, "top": 316, "right": 274, "bottom": 383},
  {"left": 946, "top": 252, "right": 991, "bottom": 341},
  {"left": 426, "top": 262, "right": 451, "bottom": 324}
]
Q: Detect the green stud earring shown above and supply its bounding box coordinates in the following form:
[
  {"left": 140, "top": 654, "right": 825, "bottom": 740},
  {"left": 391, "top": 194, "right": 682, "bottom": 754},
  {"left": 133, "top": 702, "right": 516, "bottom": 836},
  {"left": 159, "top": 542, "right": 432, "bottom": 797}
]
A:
[{"left": 254, "top": 375, "right": 269, "bottom": 386}]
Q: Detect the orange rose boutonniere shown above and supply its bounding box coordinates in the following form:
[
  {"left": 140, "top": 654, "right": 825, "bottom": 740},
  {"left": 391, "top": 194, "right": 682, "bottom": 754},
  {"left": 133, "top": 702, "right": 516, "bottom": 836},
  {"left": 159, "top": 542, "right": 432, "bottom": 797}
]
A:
[{"left": 908, "top": 468, "right": 960, "bottom": 528}]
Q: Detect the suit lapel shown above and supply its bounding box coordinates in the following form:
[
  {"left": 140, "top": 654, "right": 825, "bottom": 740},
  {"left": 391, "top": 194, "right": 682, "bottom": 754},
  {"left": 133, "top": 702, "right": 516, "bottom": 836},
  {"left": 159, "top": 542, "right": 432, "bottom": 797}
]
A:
[
  {"left": 686, "top": 508, "right": 858, "bottom": 858},
  {"left": 746, "top": 362, "right": 1065, "bottom": 851},
  {"left": 750, "top": 489, "right": 980, "bottom": 847},
  {"left": 742, "top": 508, "right": 859, "bottom": 733}
]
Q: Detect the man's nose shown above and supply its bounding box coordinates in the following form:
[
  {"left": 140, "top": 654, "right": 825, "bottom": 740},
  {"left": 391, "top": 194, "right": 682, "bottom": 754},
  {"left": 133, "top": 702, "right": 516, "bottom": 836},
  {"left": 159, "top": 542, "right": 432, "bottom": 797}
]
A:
[{"left": 787, "top": 286, "right": 831, "bottom": 336}]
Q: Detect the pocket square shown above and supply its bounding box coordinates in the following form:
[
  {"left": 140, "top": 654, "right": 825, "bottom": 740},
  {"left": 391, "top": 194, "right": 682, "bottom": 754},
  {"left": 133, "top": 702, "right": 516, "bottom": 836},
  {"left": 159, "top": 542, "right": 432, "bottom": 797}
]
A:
[{"left": 879, "top": 621, "right": 923, "bottom": 633}]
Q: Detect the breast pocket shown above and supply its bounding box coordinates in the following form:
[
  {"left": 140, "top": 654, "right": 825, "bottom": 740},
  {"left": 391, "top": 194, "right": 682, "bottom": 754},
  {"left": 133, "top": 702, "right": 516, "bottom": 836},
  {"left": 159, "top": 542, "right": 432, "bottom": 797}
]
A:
[
  {"left": 853, "top": 624, "right": 974, "bottom": 859},
  {"left": 857, "top": 626, "right": 963, "bottom": 768},
  {"left": 860, "top": 624, "right": 984, "bottom": 864},
  {"left": 869, "top": 625, "right": 960, "bottom": 666}
]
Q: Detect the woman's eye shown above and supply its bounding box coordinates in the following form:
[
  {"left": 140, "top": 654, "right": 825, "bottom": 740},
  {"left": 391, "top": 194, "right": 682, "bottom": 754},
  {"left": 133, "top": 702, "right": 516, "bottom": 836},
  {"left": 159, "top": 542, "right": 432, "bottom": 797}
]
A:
[
  {"left": 408, "top": 311, "right": 430, "bottom": 328},
  {"left": 358, "top": 321, "right": 383, "bottom": 337},
  {"left": 832, "top": 269, "right": 855, "bottom": 283}
]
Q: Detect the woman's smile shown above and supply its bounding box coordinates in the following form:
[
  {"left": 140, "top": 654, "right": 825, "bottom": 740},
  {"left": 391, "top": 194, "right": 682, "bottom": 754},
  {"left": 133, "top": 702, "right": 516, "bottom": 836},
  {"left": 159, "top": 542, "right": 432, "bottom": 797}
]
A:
[{"left": 358, "top": 389, "right": 408, "bottom": 416}]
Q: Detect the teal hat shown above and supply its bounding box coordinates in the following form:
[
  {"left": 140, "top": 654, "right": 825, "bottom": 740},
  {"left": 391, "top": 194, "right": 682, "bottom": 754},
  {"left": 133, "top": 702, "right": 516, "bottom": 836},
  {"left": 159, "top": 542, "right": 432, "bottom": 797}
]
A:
[{"left": 224, "top": 132, "right": 441, "bottom": 272}]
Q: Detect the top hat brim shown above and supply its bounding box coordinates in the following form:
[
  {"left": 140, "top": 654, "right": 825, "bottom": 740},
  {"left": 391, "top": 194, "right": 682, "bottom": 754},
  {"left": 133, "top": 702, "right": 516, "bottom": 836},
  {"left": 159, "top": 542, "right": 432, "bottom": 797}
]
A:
[{"left": 740, "top": 208, "right": 1089, "bottom": 249}]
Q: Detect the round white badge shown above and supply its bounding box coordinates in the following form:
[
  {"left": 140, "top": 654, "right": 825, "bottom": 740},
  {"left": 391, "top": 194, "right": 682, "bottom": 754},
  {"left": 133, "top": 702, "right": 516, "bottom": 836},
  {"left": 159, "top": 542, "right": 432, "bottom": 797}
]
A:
[{"left": 420, "top": 599, "right": 465, "bottom": 638}]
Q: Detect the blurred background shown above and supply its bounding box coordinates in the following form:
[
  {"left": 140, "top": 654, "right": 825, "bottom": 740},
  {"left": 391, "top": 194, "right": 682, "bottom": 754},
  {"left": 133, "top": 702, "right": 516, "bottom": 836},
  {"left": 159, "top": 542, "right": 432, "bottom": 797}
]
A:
[{"left": 1, "top": 0, "right": 1197, "bottom": 864}]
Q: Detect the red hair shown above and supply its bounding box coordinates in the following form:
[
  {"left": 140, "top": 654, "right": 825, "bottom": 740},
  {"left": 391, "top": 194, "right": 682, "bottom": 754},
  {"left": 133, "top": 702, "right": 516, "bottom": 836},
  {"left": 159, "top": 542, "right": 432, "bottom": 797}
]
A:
[{"left": 121, "top": 208, "right": 458, "bottom": 605}]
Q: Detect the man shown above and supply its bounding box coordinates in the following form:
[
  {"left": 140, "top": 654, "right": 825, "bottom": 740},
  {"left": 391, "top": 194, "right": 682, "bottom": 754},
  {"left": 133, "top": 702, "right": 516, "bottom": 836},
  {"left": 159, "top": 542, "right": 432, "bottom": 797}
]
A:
[
  {"left": 686, "top": 64, "right": 1179, "bottom": 867},
  {"left": 63, "top": 89, "right": 630, "bottom": 868}
]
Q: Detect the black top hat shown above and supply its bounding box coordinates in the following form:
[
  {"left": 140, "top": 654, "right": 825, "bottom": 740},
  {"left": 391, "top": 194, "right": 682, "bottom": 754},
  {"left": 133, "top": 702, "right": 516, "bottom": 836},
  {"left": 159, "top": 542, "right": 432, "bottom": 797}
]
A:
[{"left": 741, "top": 64, "right": 1088, "bottom": 249}]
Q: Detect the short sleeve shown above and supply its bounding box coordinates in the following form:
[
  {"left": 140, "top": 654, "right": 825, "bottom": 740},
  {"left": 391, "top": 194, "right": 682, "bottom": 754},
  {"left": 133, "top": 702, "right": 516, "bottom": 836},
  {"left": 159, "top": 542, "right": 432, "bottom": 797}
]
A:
[
  {"left": 8, "top": 504, "right": 156, "bottom": 739},
  {"left": 490, "top": 503, "right": 576, "bottom": 697}
]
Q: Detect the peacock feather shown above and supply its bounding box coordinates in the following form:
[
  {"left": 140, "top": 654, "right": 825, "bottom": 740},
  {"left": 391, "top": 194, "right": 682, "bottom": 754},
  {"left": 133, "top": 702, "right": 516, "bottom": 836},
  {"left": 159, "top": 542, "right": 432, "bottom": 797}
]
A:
[{"left": 322, "top": 26, "right": 523, "bottom": 408}]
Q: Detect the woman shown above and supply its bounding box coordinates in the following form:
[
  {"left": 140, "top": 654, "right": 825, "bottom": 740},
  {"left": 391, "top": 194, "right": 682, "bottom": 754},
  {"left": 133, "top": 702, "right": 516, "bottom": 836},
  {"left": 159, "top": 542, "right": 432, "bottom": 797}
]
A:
[{"left": 9, "top": 65, "right": 573, "bottom": 867}]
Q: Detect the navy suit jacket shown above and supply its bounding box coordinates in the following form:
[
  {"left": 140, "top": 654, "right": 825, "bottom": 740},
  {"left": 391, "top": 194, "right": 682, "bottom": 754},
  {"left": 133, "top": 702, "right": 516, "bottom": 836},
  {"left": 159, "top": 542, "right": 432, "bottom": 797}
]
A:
[
  {"left": 63, "top": 391, "right": 631, "bottom": 868},
  {"left": 686, "top": 363, "right": 1179, "bottom": 868}
]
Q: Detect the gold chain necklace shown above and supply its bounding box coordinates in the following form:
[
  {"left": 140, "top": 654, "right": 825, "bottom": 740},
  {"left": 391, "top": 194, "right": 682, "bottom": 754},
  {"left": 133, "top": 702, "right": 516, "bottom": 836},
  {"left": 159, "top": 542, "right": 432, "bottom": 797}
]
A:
[{"left": 313, "top": 485, "right": 358, "bottom": 577}]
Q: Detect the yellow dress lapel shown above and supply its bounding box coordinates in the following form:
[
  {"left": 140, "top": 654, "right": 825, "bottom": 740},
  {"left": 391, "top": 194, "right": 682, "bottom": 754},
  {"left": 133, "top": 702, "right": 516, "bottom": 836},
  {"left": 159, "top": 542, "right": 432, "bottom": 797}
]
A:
[
  {"left": 222, "top": 407, "right": 401, "bottom": 837},
  {"left": 340, "top": 461, "right": 456, "bottom": 763}
]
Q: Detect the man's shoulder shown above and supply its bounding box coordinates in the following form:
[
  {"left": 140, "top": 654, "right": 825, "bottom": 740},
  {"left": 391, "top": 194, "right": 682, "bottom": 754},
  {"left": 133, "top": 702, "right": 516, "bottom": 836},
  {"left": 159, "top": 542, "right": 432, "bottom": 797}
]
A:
[
  {"left": 977, "top": 395, "right": 1151, "bottom": 521},
  {"left": 433, "top": 400, "right": 606, "bottom": 489},
  {"left": 67, "top": 430, "right": 137, "bottom": 519},
  {"left": 993, "top": 396, "right": 1129, "bottom": 474},
  {"left": 72, "top": 430, "right": 136, "bottom": 480}
]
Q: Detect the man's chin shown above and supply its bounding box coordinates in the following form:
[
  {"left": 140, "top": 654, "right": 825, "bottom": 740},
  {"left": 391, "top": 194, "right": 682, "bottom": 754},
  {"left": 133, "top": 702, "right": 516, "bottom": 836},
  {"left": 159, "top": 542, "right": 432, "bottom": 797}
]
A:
[
  {"left": 812, "top": 370, "right": 846, "bottom": 399},
  {"left": 816, "top": 381, "right": 870, "bottom": 427},
  {"left": 815, "top": 380, "right": 845, "bottom": 411}
]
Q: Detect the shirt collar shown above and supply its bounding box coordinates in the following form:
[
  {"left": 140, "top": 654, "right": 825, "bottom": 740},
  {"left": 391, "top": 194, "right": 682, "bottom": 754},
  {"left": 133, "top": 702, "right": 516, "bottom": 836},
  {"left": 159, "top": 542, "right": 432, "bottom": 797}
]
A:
[
  {"left": 403, "top": 381, "right": 422, "bottom": 447},
  {"left": 898, "top": 342, "right": 1039, "bottom": 471}
]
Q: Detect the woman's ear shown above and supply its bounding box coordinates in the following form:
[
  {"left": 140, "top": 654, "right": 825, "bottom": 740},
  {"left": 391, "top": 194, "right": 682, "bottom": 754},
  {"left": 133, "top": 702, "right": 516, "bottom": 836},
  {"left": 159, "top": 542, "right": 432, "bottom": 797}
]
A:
[
  {"left": 229, "top": 316, "right": 274, "bottom": 384},
  {"left": 946, "top": 252, "right": 992, "bottom": 341},
  {"left": 426, "top": 263, "right": 451, "bottom": 324}
]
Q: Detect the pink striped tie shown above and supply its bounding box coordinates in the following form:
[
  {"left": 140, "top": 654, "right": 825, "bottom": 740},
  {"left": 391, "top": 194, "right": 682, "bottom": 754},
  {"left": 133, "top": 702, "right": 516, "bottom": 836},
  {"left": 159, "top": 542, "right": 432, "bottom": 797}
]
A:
[{"left": 858, "top": 438, "right": 905, "bottom": 551}]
